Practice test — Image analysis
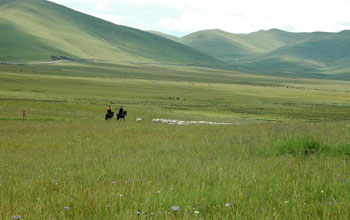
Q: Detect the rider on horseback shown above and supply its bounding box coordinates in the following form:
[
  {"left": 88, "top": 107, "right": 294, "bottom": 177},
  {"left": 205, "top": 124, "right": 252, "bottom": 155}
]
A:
[
  {"left": 119, "top": 106, "right": 124, "bottom": 114},
  {"left": 105, "top": 105, "right": 114, "bottom": 120}
]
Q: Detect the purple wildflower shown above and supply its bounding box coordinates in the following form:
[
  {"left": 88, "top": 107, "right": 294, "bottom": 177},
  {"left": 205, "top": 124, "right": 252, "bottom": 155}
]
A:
[
  {"left": 64, "top": 206, "right": 69, "bottom": 211},
  {"left": 13, "top": 215, "right": 22, "bottom": 219}
]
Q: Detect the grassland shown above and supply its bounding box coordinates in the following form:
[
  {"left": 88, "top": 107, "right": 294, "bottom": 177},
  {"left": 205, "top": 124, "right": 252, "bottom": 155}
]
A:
[{"left": 1, "top": 62, "right": 350, "bottom": 219}]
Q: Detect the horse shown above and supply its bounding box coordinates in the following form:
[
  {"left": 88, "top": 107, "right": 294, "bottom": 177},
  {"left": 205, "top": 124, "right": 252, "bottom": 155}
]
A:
[
  {"left": 105, "top": 111, "right": 114, "bottom": 120},
  {"left": 117, "top": 111, "right": 127, "bottom": 121}
]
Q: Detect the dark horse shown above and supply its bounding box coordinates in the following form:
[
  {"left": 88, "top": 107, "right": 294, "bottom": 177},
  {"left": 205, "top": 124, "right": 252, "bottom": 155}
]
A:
[
  {"left": 105, "top": 111, "right": 114, "bottom": 120},
  {"left": 117, "top": 111, "right": 127, "bottom": 121}
]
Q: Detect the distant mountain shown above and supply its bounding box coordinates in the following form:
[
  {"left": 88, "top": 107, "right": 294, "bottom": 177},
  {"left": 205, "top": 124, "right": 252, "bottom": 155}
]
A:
[
  {"left": 0, "top": 0, "right": 223, "bottom": 66},
  {"left": 177, "top": 29, "right": 350, "bottom": 76},
  {"left": 147, "top": 31, "right": 179, "bottom": 42}
]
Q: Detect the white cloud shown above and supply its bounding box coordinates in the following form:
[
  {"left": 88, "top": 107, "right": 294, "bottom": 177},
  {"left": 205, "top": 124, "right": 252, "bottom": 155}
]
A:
[{"left": 49, "top": 0, "right": 350, "bottom": 36}]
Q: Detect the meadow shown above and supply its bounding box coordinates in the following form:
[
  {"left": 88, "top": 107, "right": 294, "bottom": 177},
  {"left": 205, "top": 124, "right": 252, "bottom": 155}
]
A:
[{"left": 1, "top": 62, "right": 350, "bottom": 219}]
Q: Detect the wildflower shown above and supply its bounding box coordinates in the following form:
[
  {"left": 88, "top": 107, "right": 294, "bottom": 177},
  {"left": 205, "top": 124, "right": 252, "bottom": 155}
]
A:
[
  {"left": 135, "top": 211, "right": 141, "bottom": 215},
  {"left": 127, "top": 180, "right": 132, "bottom": 184},
  {"left": 119, "top": 194, "right": 123, "bottom": 197},
  {"left": 337, "top": 164, "right": 341, "bottom": 168},
  {"left": 111, "top": 181, "right": 116, "bottom": 185},
  {"left": 64, "top": 206, "right": 69, "bottom": 211},
  {"left": 195, "top": 211, "right": 200, "bottom": 214},
  {"left": 171, "top": 206, "right": 180, "bottom": 211},
  {"left": 52, "top": 180, "right": 57, "bottom": 184},
  {"left": 285, "top": 201, "right": 289, "bottom": 204},
  {"left": 156, "top": 190, "right": 161, "bottom": 194},
  {"left": 225, "top": 203, "right": 233, "bottom": 207},
  {"left": 321, "top": 190, "right": 324, "bottom": 193},
  {"left": 13, "top": 215, "right": 22, "bottom": 219}
]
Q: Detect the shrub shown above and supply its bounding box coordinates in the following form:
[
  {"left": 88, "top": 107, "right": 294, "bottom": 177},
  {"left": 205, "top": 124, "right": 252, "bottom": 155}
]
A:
[{"left": 275, "top": 137, "right": 328, "bottom": 156}]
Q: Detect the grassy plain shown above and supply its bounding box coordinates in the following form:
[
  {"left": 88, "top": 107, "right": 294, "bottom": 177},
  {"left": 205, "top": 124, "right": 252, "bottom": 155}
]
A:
[{"left": 1, "top": 62, "right": 350, "bottom": 219}]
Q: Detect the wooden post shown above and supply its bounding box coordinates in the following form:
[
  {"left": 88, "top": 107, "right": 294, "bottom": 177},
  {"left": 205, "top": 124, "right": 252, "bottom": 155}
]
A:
[{"left": 23, "top": 110, "right": 25, "bottom": 121}]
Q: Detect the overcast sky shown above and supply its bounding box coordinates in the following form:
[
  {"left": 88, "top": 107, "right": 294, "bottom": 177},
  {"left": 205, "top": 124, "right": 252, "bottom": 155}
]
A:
[{"left": 49, "top": 0, "right": 350, "bottom": 37}]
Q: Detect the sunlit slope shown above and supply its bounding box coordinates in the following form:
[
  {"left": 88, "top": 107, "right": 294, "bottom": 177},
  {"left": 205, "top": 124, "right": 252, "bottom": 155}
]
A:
[
  {"left": 147, "top": 31, "right": 179, "bottom": 42},
  {"left": 247, "top": 31, "right": 350, "bottom": 75},
  {"left": 179, "top": 29, "right": 350, "bottom": 76},
  {"left": 0, "top": 0, "right": 223, "bottom": 66},
  {"left": 268, "top": 31, "right": 350, "bottom": 63},
  {"left": 180, "top": 29, "right": 255, "bottom": 62},
  {"left": 179, "top": 29, "right": 310, "bottom": 62}
]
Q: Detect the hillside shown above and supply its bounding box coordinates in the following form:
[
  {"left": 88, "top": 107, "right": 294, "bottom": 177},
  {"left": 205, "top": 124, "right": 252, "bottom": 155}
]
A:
[
  {"left": 178, "top": 29, "right": 350, "bottom": 76},
  {"left": 147, "top": 31, "right": 179, "bottom": 42},
  {"left": 246, "top": 31, "right": 350, "bottom": 75},
  {"left": 178, "top": 29, "right": 309, "bottom": 62},
  {"left": 0, "top": 0, "right": 223, "bottom": 66}
]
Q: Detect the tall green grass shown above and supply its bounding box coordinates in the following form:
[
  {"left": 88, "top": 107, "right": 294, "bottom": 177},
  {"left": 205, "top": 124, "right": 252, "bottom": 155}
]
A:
[{"left": 1, "top": 121, "right": 350, "bottom": 219}]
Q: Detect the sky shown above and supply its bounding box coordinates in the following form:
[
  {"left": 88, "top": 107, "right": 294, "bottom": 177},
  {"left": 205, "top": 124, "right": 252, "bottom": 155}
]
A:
[{"left": 49, "top": 0, "right": 350, "bottom": 37}]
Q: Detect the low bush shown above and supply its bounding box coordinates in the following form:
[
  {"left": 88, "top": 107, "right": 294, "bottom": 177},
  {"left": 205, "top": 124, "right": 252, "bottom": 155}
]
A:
[{"left": 274, "top": 137, "right": 329, "bottom": 156}]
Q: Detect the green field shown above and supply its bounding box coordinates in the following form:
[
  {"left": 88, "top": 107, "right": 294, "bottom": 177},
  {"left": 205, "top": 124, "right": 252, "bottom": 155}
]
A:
[
  {"left": 1, "top": 62, "right": 350, "bottom": 219},
  {"left": 1, "top": 0, "right": 350, "bottom": 219}
]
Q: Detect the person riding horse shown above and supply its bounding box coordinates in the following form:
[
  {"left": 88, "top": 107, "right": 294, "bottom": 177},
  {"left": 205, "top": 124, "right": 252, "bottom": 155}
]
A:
[
  {"left": 117, "top": 106, "right": 127, "bottom": 121},
  {"left": 105, "top": 105, "right": 114, "bottom": 120}
]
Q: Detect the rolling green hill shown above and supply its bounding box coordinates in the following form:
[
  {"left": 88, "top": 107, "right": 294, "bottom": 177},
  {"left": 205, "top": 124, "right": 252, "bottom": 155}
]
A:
[
  {"left": 178, "top": 29, "right": 350, "bottom": 76},
  {"left": 147, "top": 30, "right": 179, "bottom": 42},
  {"left": 0, "top": 0, "right": 223, "bottom": 66},
  {"left": 246, "top": 31, "right": 350, "bottom": 75},
  {"left": 178, "top": 29, "right": 310, "bottom": 62}
]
